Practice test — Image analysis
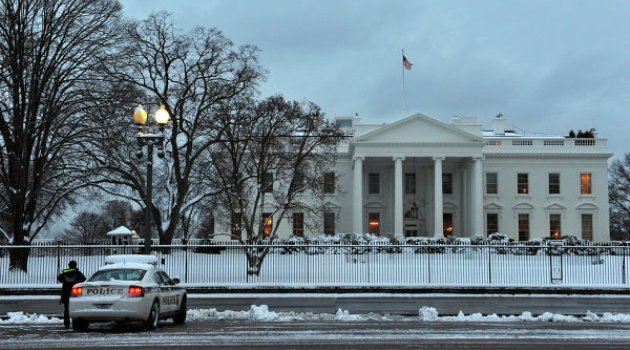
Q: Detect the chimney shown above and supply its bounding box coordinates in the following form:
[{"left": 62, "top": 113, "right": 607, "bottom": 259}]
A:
[{"left": 492, "top": 113, "right": 505, "bottom": 135}]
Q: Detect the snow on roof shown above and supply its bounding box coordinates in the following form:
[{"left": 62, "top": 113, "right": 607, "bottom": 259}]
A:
[
  {"left": 99, "top": 262, "right": 156, "bottom": 271},
  {"left": 106, "top": 226, "right": 134, "bottom": 236},
  {"left": 104, "top": 254, "right": 158, "bottom": 266}
]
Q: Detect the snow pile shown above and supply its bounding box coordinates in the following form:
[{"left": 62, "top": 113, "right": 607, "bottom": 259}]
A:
[
  {"left": 188, "top": 305, "right": 390, "bottom": 322},
  {"left": 0, "top": 312, "right": 61, "bottom": 324},
  {"left": 188, "top": 305, "right": 318, "bottom": 322},
  {"left": 335, "top": 308, "right": 363, "bottom": 321},
  {"left": 418, "top": 308, "right": 630, "bottom": 323},
  {"left": 419, "top": 306, "right": 439, "bottom": 321},
  {"left": 5, "top": 305, "right": 630, "bottom": 325}
]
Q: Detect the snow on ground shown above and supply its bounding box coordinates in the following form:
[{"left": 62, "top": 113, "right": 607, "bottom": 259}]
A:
[{"left": 6, "top": 305, "right": 630, "bottom": 325}]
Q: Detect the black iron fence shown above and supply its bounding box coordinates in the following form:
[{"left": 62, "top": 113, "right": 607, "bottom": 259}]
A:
[{"left": 0, "top": 241, "right": 628, "bottom": 287}]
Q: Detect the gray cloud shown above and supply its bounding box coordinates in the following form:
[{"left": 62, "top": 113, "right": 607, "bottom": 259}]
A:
[{"left": 119, "top": 0, "right": 630, "bottom": 158}]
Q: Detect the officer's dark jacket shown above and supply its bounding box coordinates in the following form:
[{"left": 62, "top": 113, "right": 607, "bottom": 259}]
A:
[{"left": 57, "top": 268, "right": 86, "bottom": 304}]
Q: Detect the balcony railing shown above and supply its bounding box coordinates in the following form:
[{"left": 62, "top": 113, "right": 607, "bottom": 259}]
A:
[{"left": 484, "top": 138, "right": 607, "bottom": 153}]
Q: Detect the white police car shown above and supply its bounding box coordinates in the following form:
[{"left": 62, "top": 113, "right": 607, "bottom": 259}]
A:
[{"left": 68, "top": 255, "right": 187, "bottom": 331}]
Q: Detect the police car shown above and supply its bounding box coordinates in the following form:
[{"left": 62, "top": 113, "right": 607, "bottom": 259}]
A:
[{"left": 68, "top": 255, "right": 187, "bottom": 331}]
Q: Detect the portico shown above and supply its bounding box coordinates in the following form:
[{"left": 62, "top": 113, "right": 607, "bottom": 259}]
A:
[{"left": 350, "top": 114, "right": 484, "bottom": 238}]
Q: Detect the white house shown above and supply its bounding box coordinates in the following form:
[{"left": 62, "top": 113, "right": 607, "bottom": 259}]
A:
[{"left": 217, "top": 113, "right": 612, "bottom": 242}]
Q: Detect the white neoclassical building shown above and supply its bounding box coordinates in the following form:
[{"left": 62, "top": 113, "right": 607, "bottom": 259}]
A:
[{"left": 218, "top": 113, "right": 612, "bottom": 242}]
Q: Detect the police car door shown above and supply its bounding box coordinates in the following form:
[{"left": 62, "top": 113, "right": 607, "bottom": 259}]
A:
[
  {"left": 157, "top": 270, "right": 180, "bottom": 312},
  {"left": 150, "top": 271, "right": 173, "bottom": 313}
]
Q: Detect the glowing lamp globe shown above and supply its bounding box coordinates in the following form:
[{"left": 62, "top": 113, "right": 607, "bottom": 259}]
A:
[
  {"left": 133, "top": 105, "right": 148, "bottom": 126},
  {"left": 154, "top": 105, "right": 170, "bottom": 127}
]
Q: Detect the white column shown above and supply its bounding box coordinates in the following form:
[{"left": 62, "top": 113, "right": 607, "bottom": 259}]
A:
[
  {"left": 461, "top": 168, "right": 468, "bottom": 235},
  {"left": 472, "top": 156, "right": 484, "bottom": 236},
  {"left": 394, "top": 156, "right": 404, "bottom": 237},
  {"left": 353, "top": 156, "right": 364, "bottom": 234},
  {"left": 433, "top": 157, "right": 444, "bottom": 237}
]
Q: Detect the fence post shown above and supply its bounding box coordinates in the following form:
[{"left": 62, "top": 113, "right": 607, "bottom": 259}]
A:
[
  {"left": 367, "top": 243, "right": 371, "bottom": 284},
  {"left": 56, "top": 240, "right": 62, "bottom": 275},
  {"left": 427, "top": 249, "right": 431, "bottom": 284},
  {"left": 623, "top": 247, "right": 627, "bottom": 285},
  {"left": 487, "top": 245, "right": 492, "bottom": 285},
  {"left": 182, "top": 239, "right": 188, "bottom": 283}
]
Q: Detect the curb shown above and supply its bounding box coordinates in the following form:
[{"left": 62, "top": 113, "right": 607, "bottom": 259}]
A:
[{"left": 1, "top": 286, "right": 629, "bottom": 295}]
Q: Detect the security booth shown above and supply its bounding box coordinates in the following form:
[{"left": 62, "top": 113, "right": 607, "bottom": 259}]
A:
[{"left": 106, "top": 226, "right": 138, "bottom": 245}]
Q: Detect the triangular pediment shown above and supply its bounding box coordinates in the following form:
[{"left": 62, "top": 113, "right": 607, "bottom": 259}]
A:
[
  {"left": 576, "top": 202, "right": 599, "bottom": 210},
  {"left": 513, "top": 202, "right": 535, "bottom": 210},
  {"left": 544, "top": 202, "right": 567, "bottom": 210},
  {"left": 355, "top": 113, "right": 483, "bottom": 144},
  {"left": 484, "top": 202, "right": 504, "bottom": 210}
]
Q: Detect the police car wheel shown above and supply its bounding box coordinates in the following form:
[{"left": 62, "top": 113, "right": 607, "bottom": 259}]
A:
[
  {"left": 72, "top": 319, "right": 89, "bottom": 331},
  {"left": 173, "top": 296, "right": 187, "bottom": 325},
  {"left": 145, "top": 301, "right": 160, "bottom": 330}
]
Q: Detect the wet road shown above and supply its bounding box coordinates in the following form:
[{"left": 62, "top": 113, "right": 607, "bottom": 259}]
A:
[
  {"left": 1, "top": 319, "right": 630, "bottom": 349},
  {"left": 3, "top": 293, "right": 630, "bottom": 317}
]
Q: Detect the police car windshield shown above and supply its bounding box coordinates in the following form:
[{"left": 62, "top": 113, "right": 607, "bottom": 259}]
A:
[{"left": 88, "top": 269, "right": 146, "bottom": 282}]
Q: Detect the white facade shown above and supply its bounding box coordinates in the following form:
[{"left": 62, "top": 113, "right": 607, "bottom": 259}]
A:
[{"left": 219, "top": 113, "right": 612, "bottom": 242}]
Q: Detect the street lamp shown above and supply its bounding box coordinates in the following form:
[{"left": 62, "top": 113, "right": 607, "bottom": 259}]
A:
[{"left": 133, "top": 104, "right": 170, "bottom": 254}]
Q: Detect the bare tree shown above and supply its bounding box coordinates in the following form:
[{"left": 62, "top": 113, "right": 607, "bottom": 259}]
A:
[
  {"left": 87, "top": 12, "right": 264, "bottom": 246},
  {"left": 0, "top": 0, "right": 123, "bottom": 271},
  {"left": 210, "top": 95, "right": 343, "bottom": 275},
  {"left": 100, "top": 200, "right": 132, "bottom": 231},
  {"left": 60, "top": 211, "right": 107, "bottom": 243},
  {"left": 610, "top": 154, "right": 630, "bottom": 240}
]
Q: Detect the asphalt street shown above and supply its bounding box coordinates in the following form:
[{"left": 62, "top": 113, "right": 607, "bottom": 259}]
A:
[
  {"left": 3, "top": 293, "right": 630, "bottom": 317},
  {"left": 2, "top": 319, "right": 630, "bottom": 349}
]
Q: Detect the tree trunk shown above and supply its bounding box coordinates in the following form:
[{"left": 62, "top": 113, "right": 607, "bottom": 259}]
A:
[
  {"left": 8, "top": 241, "right": 30, "bottom": 273},
  {"left": 246, "top": 246, "right": 266, "bottom": 276}
]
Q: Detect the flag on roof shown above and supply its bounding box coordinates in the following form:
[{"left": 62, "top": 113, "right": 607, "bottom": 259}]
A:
[{"left": 402, "top": 55, "right": 413, "bottom": 70}]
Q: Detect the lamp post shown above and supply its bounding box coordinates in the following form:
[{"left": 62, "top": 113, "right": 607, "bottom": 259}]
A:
[{"left": 133, "top": 104, "right": 170, "bottom": 254}]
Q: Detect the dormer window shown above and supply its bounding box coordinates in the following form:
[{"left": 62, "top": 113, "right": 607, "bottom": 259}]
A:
[{"left": 335, "top": 118, "right": 353, "bottom": 128}]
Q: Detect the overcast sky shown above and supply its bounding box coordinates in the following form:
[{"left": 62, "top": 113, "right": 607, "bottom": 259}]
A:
[{"left": 119, "top": 0, "right": 630, "bottom": 160}]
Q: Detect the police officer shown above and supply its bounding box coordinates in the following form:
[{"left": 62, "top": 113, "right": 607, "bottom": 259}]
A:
[{"left": 57, "top": 260, "right": 86, "bottom": 328}]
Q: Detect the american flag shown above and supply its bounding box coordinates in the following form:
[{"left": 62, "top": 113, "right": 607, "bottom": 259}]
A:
[{"left": 402, "top": 55, "right": 413, "bottom": 70}]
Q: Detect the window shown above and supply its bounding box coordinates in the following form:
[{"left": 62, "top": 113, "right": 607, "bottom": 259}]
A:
[
  {"left": 368, "top": 173, "right": 380, "bottom": 194},
  {"left": 292, "top": 213, "right": 304, "bottom": 237},
  {"left": 442, "top": 173, "right": 452, "bottom": 194},
  {"left": 231, "top": 212, "right": 242, "bottom": 240},
  {"left": 486, "top": 173, "right": 498, "bottom": 194},
  {"left": 262, "top": 172, "right": 273, "bottom": 193},
  {"left": 157, "top": 271, "right": 175, "bottom": 286},
  {"left": 486, "top": 213, "right": 498, "bottom": 235},
  {"left": 443, "top": 213, "right": 453, "bottom": 237},
  {"left": 548, "top": 173, "right": 560, "bottom": 194},
  {"left": 549, "top": 214, "right": 561, "bottom": 239},
  {"left": 88, "top": 269, "right": 146, "bottom": 282},
  {"left": 293, "top": 171, "right": 304, "bottom": 191},
  {"left": 262, "top": 213, "right": 273, "bottom": 237},
  {"left": 518, "top": 214, "right": 529, "bottom": 241},
  {"left": 517, "top": 173, "right": 529, "bottom": 194},
  {"left": 368, "top": 212, "right": 380, "bottom": 236},
  {"left": 323, "top": 172, "right": 335, "bottom": 194},
  {"left": 235, "top": 172, "right": 243, "bottom": 194},
  {"left": 335, "top": 118, "right": 352, "bottom": 128},
  {"left": 405, "top": 173, "right": 416, "bottom": 194},
  {"left": 581, "top": 214, "right": 593, "bottom": 241},
  {"left": 152, "top": 272, "right": 166, "bottom": 285},
  {"left": 580, "top": 173, "right": 592, "bottom": 195},
  {"left": 324, "top": 212, "right": 335, "bottom": 235}
]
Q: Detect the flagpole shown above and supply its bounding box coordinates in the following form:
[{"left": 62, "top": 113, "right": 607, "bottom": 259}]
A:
[{"left": 402, "top": 48, "right": 406, "bottom": 110}]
